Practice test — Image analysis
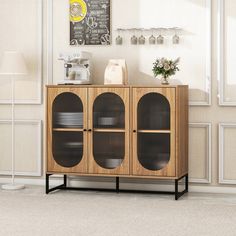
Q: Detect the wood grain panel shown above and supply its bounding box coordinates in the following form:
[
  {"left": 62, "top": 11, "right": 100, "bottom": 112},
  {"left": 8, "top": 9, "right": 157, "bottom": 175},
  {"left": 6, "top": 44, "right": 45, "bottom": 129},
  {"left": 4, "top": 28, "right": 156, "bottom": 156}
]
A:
[
  {"left": 47, "top": 87, "right": 88, "bottom": 173},
  {"left": 88, "top": 87, "right": 130, "bottom": 175},
  {"left": 176, "top": 86, "right": 189, "bottom": 178},
  {"left": 132, "top": 87, "right": 176, "bottom": 177}
]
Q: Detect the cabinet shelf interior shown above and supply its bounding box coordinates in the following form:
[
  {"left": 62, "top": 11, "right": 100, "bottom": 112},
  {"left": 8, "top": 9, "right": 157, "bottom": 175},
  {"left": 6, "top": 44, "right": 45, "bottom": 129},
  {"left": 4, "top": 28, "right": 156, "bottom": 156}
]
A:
[
  {"left": 137, "top": 130, "right": 171, "bottom": 134},
  {"left": 93, "top": 128, "right": 125, "bottom": 133},
  {"left": 53, "top": 128, "right": 84, "bottom": 132}
]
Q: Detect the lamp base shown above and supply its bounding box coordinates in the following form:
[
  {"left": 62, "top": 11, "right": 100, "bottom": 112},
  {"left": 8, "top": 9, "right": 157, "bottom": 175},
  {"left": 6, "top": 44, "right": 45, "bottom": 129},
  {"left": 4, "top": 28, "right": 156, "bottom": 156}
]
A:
[{"left": 2, "top": 184, "right": 25, "bottom": 190}]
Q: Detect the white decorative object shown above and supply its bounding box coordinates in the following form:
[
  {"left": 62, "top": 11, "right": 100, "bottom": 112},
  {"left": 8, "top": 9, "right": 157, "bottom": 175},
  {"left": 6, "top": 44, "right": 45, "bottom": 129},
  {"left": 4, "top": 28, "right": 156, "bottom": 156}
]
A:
[
  {"left": 58, "top": 52, "right": 92, "bottom": 85},
  {"left": 104, "top": 59, "right": 128, "bottom": 85},
  {"left": 0, "top": 51, "right": 28, "bottom": 190}
]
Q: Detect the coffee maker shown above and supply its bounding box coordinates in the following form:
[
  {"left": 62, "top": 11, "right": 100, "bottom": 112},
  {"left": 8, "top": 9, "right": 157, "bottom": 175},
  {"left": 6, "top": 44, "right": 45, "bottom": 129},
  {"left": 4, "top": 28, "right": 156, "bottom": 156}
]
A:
[{"left": 58, "top": 52, "right": 92, "bottom": 85}]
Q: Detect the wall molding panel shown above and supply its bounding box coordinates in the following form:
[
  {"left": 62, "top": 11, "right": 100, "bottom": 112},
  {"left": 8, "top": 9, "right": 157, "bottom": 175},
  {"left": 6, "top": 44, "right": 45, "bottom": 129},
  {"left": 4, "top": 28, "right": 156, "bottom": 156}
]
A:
[
  {"left": 219, "top": 123, "right": 236, "bottom": 184},
  {"left": 189, "top": 123, "right": 212, "bottom": 184},
  {"left": 218, "top": 0, "right": 236, "bottom": 106},
  {"left": 188, "top": 0, "right": 212, "bottom": 106},
  {"left": 0, "top": 0, "right": 43, "bottom": 104},
  {"left": 218, "top": 0, "right": 225, "bottom": 105},
  {"left": 47, "top": 0, "right": 53, "bottom": 85},
  {"left": 0, "top": 120, "right": 42, "bottom": 177}
]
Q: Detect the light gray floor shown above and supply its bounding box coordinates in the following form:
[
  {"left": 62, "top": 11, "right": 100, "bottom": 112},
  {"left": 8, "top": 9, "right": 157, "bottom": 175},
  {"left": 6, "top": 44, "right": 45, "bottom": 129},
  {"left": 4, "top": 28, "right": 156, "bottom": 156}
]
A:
[{"left": 0, "top": 186, "right": 236, "bottom": 236}]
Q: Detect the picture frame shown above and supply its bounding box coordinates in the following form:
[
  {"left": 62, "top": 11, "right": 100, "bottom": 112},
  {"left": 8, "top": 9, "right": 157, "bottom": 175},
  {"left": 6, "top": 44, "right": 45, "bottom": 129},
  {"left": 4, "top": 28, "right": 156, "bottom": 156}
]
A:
[{"left": 69, "top": 0, "right": 111, "bottom": 46}]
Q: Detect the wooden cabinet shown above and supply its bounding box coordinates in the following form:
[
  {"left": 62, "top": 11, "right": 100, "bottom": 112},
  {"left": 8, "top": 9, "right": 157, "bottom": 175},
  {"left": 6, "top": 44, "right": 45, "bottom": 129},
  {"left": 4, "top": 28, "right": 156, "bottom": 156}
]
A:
[{"left": 46, "top": 85, "right": 188, "bottom": 199}]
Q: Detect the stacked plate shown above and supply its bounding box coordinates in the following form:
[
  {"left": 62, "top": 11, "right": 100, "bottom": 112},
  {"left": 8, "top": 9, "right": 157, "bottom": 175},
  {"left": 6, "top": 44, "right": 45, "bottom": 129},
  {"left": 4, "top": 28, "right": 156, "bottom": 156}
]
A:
[
  {"left": 54, "top": 112, "right": 83, "bottom": 127},
  {"left": 63, "top": 142, "right": 83, "bottom": 149},
  {"left": 98, "top": 117, "right": 118, "bottom": 126}
]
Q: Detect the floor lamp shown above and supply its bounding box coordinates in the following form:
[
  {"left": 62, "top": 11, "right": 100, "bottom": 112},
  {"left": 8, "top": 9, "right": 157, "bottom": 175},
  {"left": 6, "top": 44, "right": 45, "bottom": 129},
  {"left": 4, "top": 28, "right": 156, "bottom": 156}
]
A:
[{"left": 0, "top": 51, "right": 28, "bottom": 190}]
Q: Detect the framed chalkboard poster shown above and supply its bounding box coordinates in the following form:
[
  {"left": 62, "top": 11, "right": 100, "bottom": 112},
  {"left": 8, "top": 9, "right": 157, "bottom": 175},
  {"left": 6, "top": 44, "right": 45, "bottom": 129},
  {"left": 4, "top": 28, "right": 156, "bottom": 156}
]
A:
[{"left": 70, "top": 0, "right": 111, "bottom": 45}]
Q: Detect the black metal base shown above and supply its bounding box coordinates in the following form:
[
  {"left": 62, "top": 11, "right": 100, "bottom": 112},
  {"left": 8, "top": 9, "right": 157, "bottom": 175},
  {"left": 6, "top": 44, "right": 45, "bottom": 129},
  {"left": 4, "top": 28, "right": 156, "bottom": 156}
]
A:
[{"left": 46, "top": 174, "right": 188, "bottom": 200}]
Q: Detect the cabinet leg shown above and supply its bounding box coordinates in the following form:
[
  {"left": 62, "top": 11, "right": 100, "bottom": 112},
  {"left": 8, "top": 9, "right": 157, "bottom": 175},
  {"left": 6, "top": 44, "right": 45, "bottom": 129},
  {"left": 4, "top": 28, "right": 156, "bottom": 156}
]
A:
[
  {"left": 175, "top": 179, "right": 178, "bottom": 200},
  {"left": 186, "top": 174, "right": 189, "bottom": 193},
  {"left": 116, "top": 177, "right": 119, "bottom": 193},
  {"left": 45, "top": 174, "right": 66, "bottom": 194},
  {"left": 175, "top": 174, "right": 188, "bottom": 200},
  {"left": 46, "top": 174, "right": 51, "bottom": 194},
  {"left": 64, "top": 175, "right": 67, "bottom": 187}
]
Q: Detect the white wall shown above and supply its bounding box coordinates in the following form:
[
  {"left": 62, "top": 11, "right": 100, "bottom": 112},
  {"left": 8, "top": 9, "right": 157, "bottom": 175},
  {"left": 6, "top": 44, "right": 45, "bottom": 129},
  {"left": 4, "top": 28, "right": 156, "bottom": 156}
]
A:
[
  {"left": 0, "top": 0, "right": 44, "bottom": 176},
  {"left": 52, "top": 0, "right": 210, "bottom": 104},
  {"left": 0, "top": 0, "right": 236, "bottom": 192}
]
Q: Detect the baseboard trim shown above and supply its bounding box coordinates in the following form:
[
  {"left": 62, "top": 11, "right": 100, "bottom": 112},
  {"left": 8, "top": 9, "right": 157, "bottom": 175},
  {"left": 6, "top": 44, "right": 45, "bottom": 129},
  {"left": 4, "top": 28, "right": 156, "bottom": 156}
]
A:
[{"left": 1, "top": 177, "right": 236, "bottom": 194}]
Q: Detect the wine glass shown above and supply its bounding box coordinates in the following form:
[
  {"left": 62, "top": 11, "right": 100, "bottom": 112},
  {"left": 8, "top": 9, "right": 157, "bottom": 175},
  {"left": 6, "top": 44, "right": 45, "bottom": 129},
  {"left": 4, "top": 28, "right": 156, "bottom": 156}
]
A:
[
  {"left": 130, "top": 28, "right": 138, "bottom": 45},
  {"left": 172, "top": 28, "right": 180, "bottom": 44},
  {"left": 116, "top": 29, "right": 123, "bottom": 45},
  {"left": 149, "top": 28, "right": 156, "bottom": 45},
  {"left": 138, "top": 28, "right": 146, "bottom": 45},
  {"left": 157, "top": 28, "right": 164, "bottom": 44}
]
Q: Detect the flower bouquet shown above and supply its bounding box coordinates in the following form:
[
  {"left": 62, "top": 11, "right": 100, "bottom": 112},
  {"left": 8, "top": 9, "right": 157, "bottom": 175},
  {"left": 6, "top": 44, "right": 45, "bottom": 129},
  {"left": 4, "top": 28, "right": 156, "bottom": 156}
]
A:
[{"left": 152, "top": 57, "right": 180, "bottom": 85}]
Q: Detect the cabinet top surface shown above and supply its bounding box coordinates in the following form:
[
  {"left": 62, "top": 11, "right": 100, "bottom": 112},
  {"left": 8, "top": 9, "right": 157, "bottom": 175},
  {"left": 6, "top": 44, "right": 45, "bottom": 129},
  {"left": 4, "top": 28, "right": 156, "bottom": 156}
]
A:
[{"left": 46, "top": 84, "right": 188, "bottom": 89}]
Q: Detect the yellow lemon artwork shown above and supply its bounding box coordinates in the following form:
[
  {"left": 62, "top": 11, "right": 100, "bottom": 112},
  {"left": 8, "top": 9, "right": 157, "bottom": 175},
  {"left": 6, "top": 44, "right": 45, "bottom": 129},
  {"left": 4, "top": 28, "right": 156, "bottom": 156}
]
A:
[{"left": 70, "top": 0, "right": 87, "bottom": 23}]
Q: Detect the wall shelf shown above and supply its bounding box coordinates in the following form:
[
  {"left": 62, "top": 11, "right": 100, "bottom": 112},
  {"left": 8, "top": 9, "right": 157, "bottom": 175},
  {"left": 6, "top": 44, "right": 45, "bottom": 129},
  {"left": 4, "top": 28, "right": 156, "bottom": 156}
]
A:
[{"left": 115, "top": 27, "right": 183, "bottom": 45}]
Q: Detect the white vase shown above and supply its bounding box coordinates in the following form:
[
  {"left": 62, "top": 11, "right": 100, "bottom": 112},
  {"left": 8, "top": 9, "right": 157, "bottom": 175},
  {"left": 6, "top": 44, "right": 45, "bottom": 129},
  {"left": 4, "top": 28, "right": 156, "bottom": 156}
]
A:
[{"left": 161, "top": 77, "right": 169, "bottom": 85}]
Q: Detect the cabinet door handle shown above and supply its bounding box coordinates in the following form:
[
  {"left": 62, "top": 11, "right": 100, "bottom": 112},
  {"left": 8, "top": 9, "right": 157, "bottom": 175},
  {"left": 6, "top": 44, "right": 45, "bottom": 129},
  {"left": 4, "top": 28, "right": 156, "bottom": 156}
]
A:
[
  {"left": 83, "top": 129, "right": 87, "bottom": 132},
  {"left": 133, "top": 130, "right": 137, "bottom": 133},
  {"left": 88, "top": 129, "right": 92, "bottom": 132}
]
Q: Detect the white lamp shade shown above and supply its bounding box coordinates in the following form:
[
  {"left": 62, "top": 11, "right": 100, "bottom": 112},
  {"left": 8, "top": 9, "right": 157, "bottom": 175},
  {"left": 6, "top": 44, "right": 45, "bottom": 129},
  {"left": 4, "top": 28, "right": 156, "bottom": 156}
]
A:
[{"left": 0, "top": 51, "right": 28, "bottom": 75}]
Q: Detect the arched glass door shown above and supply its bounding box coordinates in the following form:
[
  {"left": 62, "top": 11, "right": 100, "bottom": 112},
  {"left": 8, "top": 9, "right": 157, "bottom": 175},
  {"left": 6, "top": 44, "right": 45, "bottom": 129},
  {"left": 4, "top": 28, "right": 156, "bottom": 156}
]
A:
[
  {"left": 92, "top": 92, "right": 125, "bottom": 169},
  {"left": 137, "top": 93, "right": 171, "bottom": 171},
  {"left": 52, "top": 92, "right": 84, "bottom": 168}
]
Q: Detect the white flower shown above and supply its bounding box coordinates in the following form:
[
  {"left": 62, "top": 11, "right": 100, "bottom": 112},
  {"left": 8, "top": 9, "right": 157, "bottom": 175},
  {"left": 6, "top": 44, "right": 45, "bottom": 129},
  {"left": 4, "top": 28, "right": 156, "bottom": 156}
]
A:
[
  {"left": 164, "top": 63, "right": 170, "bottom": 71},
  {"left": 158, "top": 63, "right": 163, "bottom": 68}
]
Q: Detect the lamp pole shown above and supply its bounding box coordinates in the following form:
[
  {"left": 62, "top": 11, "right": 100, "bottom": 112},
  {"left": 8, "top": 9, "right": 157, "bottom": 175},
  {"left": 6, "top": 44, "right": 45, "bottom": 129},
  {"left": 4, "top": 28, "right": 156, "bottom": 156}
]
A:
[
  {"left": 0, "top": 51, "right": 27, "bottom": 190},
  {"left": 11, "top": 77, "right": 15, "bottom": 185},
  {"left": 1, "top": 76, "right": 24, "bottom": 190}
]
